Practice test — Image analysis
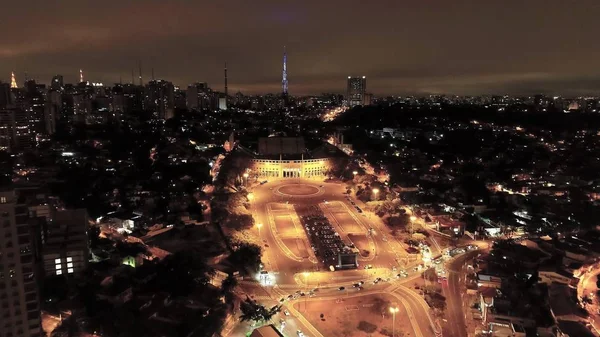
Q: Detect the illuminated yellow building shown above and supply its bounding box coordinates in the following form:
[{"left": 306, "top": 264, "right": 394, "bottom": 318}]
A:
[
  {"left": 250, "top": 157, "right": 331, "bottom": 178},
  {"left": 242, "top": 137, "right": 345, "bottom": 179}
]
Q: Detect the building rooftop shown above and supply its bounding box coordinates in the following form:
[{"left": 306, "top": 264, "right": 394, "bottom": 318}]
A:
[
  {"left": 258, "top": 137, "right": 305, "bottom": 155},
  {"left": 250, "top": 324, "right": 285, "bottom": 337}
]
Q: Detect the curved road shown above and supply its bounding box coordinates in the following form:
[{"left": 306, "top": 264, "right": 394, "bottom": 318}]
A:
[{"left": 234, "top": 179, "right": 486, "bottom": 337}]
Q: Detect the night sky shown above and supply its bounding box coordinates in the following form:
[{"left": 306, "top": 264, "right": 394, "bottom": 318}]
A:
[{"left": 2, "top": 0, "right": 600, "bottom": 96}]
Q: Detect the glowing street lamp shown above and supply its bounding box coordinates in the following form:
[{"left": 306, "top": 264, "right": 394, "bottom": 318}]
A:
[
  {"left": 389, "top": 307, "right": 399, "bottom": 337},
  {"left": 409, "top": 216, "right": 417, "bottom": 236},
  {"left": 247, "top": 193, "right": 254, "bottom": 202},
  {"left": 372, "top": 188, "right": 379, "bottom": 200},
  {"left": 303, "top": 272, "right": 310, "bottom": 311},
  {"left": 352, "top": 171, "right": 358, "bottom": 176},
  {"left": 243, "top": 172, "right": 249, "bottom": 186},
  {"left": 256, "top": 223, "right": 263, "bottom": 237}
]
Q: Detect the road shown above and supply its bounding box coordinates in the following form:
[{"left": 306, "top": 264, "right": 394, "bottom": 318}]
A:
[
  {"left": 229, "top": 178, "right": 489, "bottom": 337},
  {"left": 578, "top": 265, "right": 600, "bottom": 335},
  {"left": 443, "top": 250, "right": 484, "bottom": 337}
]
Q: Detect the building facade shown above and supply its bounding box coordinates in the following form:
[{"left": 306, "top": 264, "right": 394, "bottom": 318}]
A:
[
  {"left": 0, "top": 190, "right": 41, "bottom": 337},
  {"left": 250, "top": 157, "right": 332, "bottom": 179},
  {"left": 347, "top": 76, "right": 366, "bottom": 107},
  {"left": 41, "top": 209, "right": 89, "bottom": 278}
]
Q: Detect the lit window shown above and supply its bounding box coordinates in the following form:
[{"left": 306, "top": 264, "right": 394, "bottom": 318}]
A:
[
  {"left": 67, "top": 263, "right": 73, "bottom": 268},
  {"left": 54, "top": 258, "right": 61, "bottom": 264},
  {"left": 55, "top": 264, "right": 61, "bottom": 270},
  {"left": 56, "top": 270, "right": 62, "bottom": 275},
  {"left": 66, "top": 257, "right": 72, "bottom": 262},
  {"left": 67, "top": 268, "right": 74, "bottom": 274}
]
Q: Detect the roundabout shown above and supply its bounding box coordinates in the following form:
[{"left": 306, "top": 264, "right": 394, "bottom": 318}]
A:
[{"left": 274, "top": 184, "right": 324, "bottom": 197}]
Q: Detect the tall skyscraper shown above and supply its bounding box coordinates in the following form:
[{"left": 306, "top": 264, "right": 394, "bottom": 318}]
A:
[
  {"left": 347, "top": 76, "right": 367, "bottom": 107},
  {"left": 220, "top": 62, "right": 228, "bottom": 110},
  {"left": 282, "top": 47, "right": 288, "bottom": 95},
  {"left": 79, "top": 69, "right": 84, "bottom": 83},
  {"left": 0, "top": 82, "right": 13, "bottom": 108},
  {"left": 186, "top": 82, "right": 210, "bottom": 111},
  {"left": 145, "top": 79, "right": 174, "bottom": 119},
  {"left": 0, "top": 189, "right": 42, "bottom": 337},
  {"left": 50, "top": 75, "right": 64, "bottom": 91},
  {"left": 0, "top": 108, "right": 34, "bottom": 152},
  {"left": 10, "top": 72, "right": 17, "bottom": 89}
]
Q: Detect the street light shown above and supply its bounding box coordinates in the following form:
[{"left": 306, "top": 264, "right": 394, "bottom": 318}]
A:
[
  {"left": 372, "top": 188, "right": 379, "bottom": 200},
  {"left": 389, "top": 307, "right": 399, "bottom": 337},
  {"left": 353, "top": 171, "right": 358, "bottom": 176},
  {"left": 303, "top": 272, "right": 310, "bottom": 311},
  {"left": 256, "top": 223, "right": 263, "bottom": 238},
  {"left": 409, "top": 216, "right": 417, "bottom": 237},
  {"left": 243, "top": 172, "right": 249, "bottom": 186},
  {"left": 247, "top": 193, "right": 254, "bottom": 202}
]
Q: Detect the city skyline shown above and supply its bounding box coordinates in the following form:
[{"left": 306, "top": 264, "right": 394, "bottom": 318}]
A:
[{"left": 2, "top": 1, "right": 600, "bottom": 96}]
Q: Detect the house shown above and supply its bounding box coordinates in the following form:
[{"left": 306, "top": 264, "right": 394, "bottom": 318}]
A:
[
  {"left": 538, "top": 267, "right": 573, "bottom": 286},
  {"left": 479, "top": 287, "right": 500, "bottom": 322},
  {"left": 97, "top": 276, "right": 133, "bottom": 305},
  {"left": 250, "top": 325, "right": 285, "bottom": 337},
  {"left": 102, "top": 210, "right": 143, "bottom": 233},
  {"left": 477, "top": 274, "right": 503, "bottom": 289}
]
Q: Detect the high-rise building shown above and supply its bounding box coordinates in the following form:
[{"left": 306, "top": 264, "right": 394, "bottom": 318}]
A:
[
  {"left": 43, "top": 103, "right": 57, "bottom": 135},
  {"left": 347, "top": 76, "right": 367, "bottom": 107},
  {"left": 145, "top": 80, "right": 174, "bottom": 119},
  {"left": 72, "top": 93, "right": 92, "bottom": 121},
  {"left": 50, "top": 75, "right": 63, "bottom": 91},
  {"left": 221, "top": 62, "right": 228, "bottom": 110},
  {"left": 111, "top": 84, "right": 125, "bottom": 114},
  {"left": 0, "top": 82, "right": 13, "bottom": 108},
  {"left": 41, "top": 209, "right": 89, "bottom": 278},
  {"left": 0, "top": 189, "right": 42, "bottom": 337},
  {"left": 0, "top": 108, "right": 34, "bottom": 152},
  {"left": 186, "top": 82, "right": 209, "bottom": 111},
  {"left": 122, "top": 84, "right": 144, "bottom": 113}
]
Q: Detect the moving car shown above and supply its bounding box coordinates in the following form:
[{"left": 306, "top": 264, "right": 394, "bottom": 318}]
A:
[
  {"left": 284, "top": 310, "right": 290, "bottom": 316},
  {"left": 297, "top": 330, "right": 305, "bottom": 337},
  {"left": 338, "top": 286, "right": 345, "bottom": 291}
]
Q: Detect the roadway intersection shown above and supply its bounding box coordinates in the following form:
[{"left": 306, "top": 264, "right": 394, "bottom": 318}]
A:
[{"left": 231, "top": 178, "right": 480, "bottom": 337}]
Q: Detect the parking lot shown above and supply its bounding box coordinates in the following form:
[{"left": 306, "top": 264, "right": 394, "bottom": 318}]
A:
[{"left": 294, "top": 204, "right": 357, "bottom": 269}]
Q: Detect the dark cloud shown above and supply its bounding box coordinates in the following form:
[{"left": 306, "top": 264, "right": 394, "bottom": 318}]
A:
[{"left": 2, "top": 0, "right": 600, "bottom": 95}]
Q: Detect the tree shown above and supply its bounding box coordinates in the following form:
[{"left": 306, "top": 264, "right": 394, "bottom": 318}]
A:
[
  {"left": 156, "top": 248, "right": 215, "bottom": 297},
  {"left": 423, "top": 268, "right": 438, "bottom": 283},
  {"left": 386, "top": 213, "right": 410, "bottom": 229},
  {"left": 239, "top": 297, "right": 280, "bottom": 324},
  {"left": 221, "top": 274, "right": 238, "bottom": 294},
  {"left": 229, "top": 242, "right": 262, "bottom": 274},
  {"left": 224, "top": 213, "right": 255, "bottom": 231},
  {"left": 425, "top": 291, "right": 446, "bottom": 311},
  {"left": 357, "top": 321, "right": 378, "bottom": 333}
]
